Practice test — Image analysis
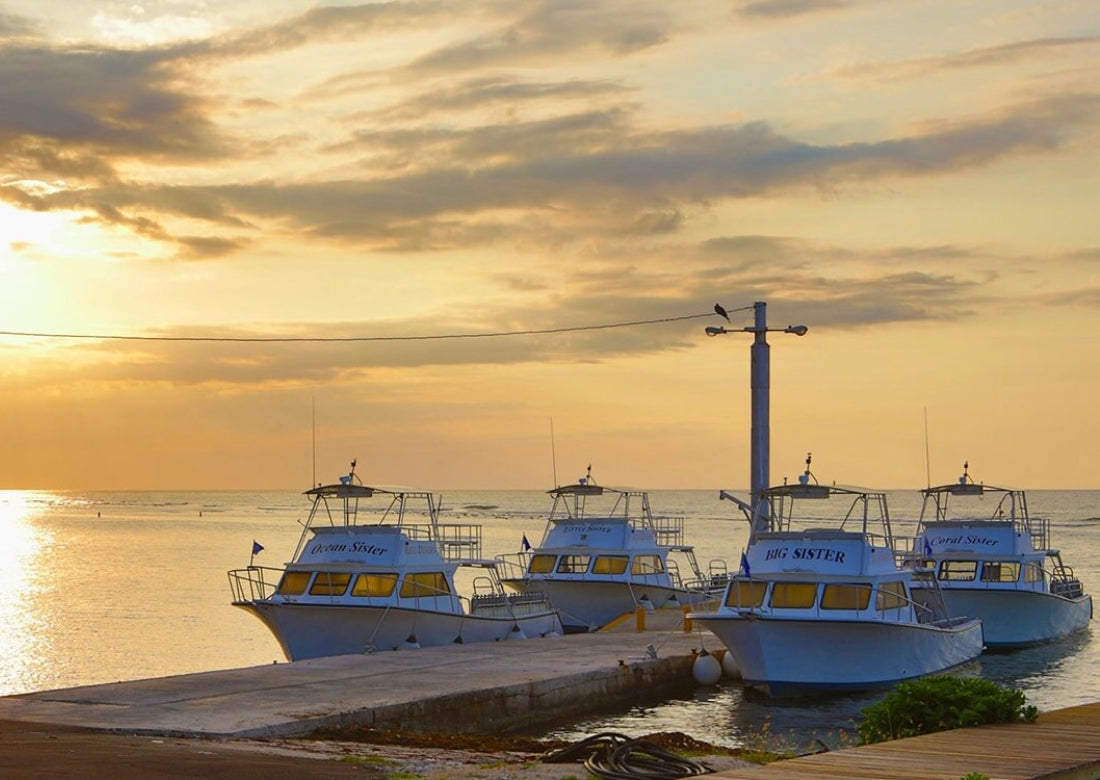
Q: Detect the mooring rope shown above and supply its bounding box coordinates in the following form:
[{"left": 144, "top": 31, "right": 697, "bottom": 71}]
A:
[{"left": 542, "top": 732, "right": 712, "bottom": 779}]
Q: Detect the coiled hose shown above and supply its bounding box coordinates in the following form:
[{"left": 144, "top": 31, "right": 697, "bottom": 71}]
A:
[{"left": 541, "top": 732, "right": 712, "bottom": 779}]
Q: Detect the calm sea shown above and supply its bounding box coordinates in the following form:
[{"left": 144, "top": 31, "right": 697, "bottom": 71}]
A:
[{"left": 1, "top": 487, "right": 1096, "bottom": 749}]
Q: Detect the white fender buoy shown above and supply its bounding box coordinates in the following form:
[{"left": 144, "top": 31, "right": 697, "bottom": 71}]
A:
[
  {"left": 720, "top": 650, "right": 741, "bottom": 679},
  {"left": 692, "top": 650, "right": 722, "bottom": 685},
  {"left": 507, "top": 624, "right": 527, "bottom": 640},
  {"left": 402, "top": 634, "right": 421, "bottom": 649}
]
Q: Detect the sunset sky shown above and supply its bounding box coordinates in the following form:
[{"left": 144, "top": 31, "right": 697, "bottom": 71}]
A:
[{"left": 1, "top": 1, "right": 1097, "bottom": 491}]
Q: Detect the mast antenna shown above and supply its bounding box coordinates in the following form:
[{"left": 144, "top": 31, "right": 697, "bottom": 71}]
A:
[
  {"left": 923, "top": 406, "right": 931, "bottom": 489},
  {"left": 550, "top": 417, "right": 559, "bottom": 487}
]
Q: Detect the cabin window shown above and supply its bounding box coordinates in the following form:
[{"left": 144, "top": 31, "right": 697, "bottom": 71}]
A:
[
  {"left": 400, "top": 572, "right": 450, "bottom": 598},
  {"left": 980, "top": 562, "right": 1021, "bottom": 583},
  {"left": 275, "top": 571, "right": 311, "bottom": 596},
  {"left": 821, "top": 583, "right": 871, "bottom": 610},
  {"left": 592, "top": 556, "right": 629, "bottom": 575},
  {"left": 556, "top": 555, "right": 591, "bottom": 574},
  {"left": 1024, "top": 563, "right": 1045, "bottom": 584},
  {"left": 351, "top": 573, "right": 398, "bottom": 597},
  {"left": 939, "top": 561, "right": 978, "bottom": 581},
  {"left": 725, "top": 580, "right": 767, "bottom": 608},
  {"left": 631, "top": 555, "right": 665, "bottom": 575},
  {"left": 528, "top": 554, "right": 557, "bottom": 574},
  {"left": 769, "top": 582, "right": 818, "bottom": 609},
  {"left": 309, "top": 572, "right": 351, "bottom": 596},
  {"left": 875, "top": 581, "right": 908, "bottom": 611}
]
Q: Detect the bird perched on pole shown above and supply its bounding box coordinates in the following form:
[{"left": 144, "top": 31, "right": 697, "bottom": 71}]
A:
[{"left": 714, "top": 303, "right": 730, "bottom": 321}]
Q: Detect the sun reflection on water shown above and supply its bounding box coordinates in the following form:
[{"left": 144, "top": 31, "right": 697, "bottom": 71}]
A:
[{"left": 0, "top": 491, "right": 57, "bottom": 694}]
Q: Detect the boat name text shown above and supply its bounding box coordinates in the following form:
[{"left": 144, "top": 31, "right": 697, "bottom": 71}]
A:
[
  {"left": 308, "top": 542, "right": 389, "bottom": 555},
  {"left": 764, "top": 547, "right": 846, "bottom": 563},
  {"left": 930, "top": 535, "right": 998, "bottom": 547}
]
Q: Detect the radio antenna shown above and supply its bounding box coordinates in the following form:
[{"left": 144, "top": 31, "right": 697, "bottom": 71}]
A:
[
  {"left": 550, "top": 417, "right": 559, "bottom": 487},
  {"left": 923, "top": 406, "right": 931, "bottom": 489}
]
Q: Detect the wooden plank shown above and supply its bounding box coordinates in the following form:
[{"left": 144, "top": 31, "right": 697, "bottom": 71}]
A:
[{"left": 709, "top": 702, "right": 1100, "bottom": 780}]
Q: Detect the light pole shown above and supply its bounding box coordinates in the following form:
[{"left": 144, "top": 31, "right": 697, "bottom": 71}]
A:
[{"left": 706, "top": 301, "right": 808, "bottom": 534}]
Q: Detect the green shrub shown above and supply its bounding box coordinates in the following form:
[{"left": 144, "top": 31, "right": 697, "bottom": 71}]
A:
[{"left": 858, "top": 676, "right": 1037, "bottom": 744}]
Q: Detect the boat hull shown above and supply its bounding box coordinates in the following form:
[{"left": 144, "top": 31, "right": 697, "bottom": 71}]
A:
[
  {"left": 502, "top": 578, "right": 695, "bottom": 632},
  {"left": 693, "top": 614, "right": 984, "bottom": 697},
  {"left": 235, "top": 602, "right": 563, "bottom": 660},
  {"left": 915, "top": 588, "right": 1093, "bottom": 648}
]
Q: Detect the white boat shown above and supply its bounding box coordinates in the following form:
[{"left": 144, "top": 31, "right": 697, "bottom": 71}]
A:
[
  {"left": 903, "top": 463, "right": 1092, "bottom": 648},
  {"left": 690, "top": 457, "right": 984, "bottom": 697},
  {"left": 227, "top": 463, "right": 563, "bottom": 660},
  {"left": 495, "top": 467, "right": 728, "bottom": 633}
]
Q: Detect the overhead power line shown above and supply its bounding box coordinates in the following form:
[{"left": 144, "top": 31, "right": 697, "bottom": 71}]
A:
[{"left": 0, "top": 307, "right": 751, "bottom": 344}]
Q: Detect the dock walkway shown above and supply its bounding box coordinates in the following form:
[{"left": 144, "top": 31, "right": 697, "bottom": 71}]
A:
[
  {"left": 1, "top": 606, "right": 1097, "bottom": 779},
  {"left": 0, "top": 607, "right": 707, "bottom": 739},
  {"left": 709, "top": 702, "right": 1100, "bottom": 780}
]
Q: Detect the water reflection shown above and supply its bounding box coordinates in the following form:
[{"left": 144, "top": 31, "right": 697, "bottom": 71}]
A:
[
  {"left": 0, "top": 491, "right": 56, "bottom": 694},
  {"left": 539, "top": 635, "right": 1096, "bottom": 753}
]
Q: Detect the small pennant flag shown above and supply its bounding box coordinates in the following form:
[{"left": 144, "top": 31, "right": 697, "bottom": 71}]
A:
[
  {"left": 740, "top": 551, "right": 751, "bottom": 577},
  {"left": 521, "top": 534, "right": 532, "bottom": 551},
  {"left": 252, "top": 540, "right": 265, "bottom": 556}
]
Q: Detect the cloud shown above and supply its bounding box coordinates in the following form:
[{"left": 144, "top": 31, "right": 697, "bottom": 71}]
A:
[
  {"left": 734, "top": 0, "right": 850, "bottom": 20},
  {"left": 834, "top": 36, "right": 1100, "bottom": 82},
  {"left": 0, "top": 235, "right": 1002, "bottom": 390},
  {"left": 0, "top": 10, "right": 38, "bottom": 38},
  {"left": 398, "top": 0, "right": 672, "bottom": 77},
  {"left": 355, "top": 75, "right": 634, "bottom": 123}
]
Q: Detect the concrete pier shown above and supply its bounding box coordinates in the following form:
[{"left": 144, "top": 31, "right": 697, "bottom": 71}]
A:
[{"left": 0, "top": 607, "right": 715, "bottom": 739}]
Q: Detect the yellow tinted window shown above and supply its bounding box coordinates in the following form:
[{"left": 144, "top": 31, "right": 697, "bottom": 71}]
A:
[
  {"left": 981, "top": 562, "right": 1021, "bottom": 583},
  {"left": 592, "top": 556, "right": 629, "bottom": 575},
  {"left": 875, "top": 581, "right": 908, "bottom": 610},
  {"left": 276, "top": 571, "right": 311, "bottom": 595},
  {"left": 769, "top": 582, "right": 817, "bottom": 608},
  {"left": 1024, "top": 563, "right": 1044, "bottom": 583},
  {"left": 725, "top": 580, "right": 767, "bottom": 608},
  {"left": 556, "top": 555, "right": 590, "bottom": 574},
  {"left": 528, "top": 555, "right": 557, "bottom": 574},
  {"left": 939, "top": 561, "right": 977, "bottom": 581},
  {"left": 309, "top": 572, "right": 351, "bottom": 596},
  {"left": 631, "top": 555, "right": 664, "bottom": 575},
  {"left": 351, "top": 573, "right": 398, "bottom": 597},
  {"left": 821, "top": 583, "right": 871, "bottom": 610},
  {"left": 400, "top": 572, "right": 450, "bottom": 598}
]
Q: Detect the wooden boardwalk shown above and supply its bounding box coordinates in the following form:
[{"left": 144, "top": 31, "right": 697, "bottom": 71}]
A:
[{"left": 710, "top": 702, "right": 1100, "bottom": 780}]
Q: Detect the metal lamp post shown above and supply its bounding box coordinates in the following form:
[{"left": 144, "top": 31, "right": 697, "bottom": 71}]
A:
[{"left": 706, "top": 301, "right": 808, "bottom": 534}]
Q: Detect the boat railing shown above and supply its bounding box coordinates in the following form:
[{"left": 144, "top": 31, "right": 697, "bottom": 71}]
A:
[
  {"left": 433, "top": 523, "right": 483, "bottom": 561},
  {"left": 1030, "top": 515, "right": 1051, "bottom": 553},
  {"left": 494, "top": 552, "right": 530, "bottom": 580},
  {"left": 651, "top": 515, "right": 686, "bottom": 547},
  {"left": 227, "top": 566, "right": 283, "bottom": 602},
  {"left": 1050, "top": 559, "right": 1086, "bottom": 598}
]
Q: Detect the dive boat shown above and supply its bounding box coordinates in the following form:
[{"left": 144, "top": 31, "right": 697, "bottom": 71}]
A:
[
  {"left": 690, "top": 456, "right": 984, "bottom": 697},
  {"left": 495, "top": 467, "right": 727, "bottom": 633},
  {"left": 903, "top": 463, "right": 1092, "bottom": 648},
  {"left": 227, "top": 462, "right": 563, "bottom": 660}
]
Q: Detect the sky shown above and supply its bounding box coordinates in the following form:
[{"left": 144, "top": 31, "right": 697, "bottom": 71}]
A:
[{"left": 0, "top": 0, "right": 1097, "bottom": 492}]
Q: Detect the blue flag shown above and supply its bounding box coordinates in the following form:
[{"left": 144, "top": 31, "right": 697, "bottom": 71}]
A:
[
  {"left": 740, "top": 551, "right": 751, "bottom": 577},
  {"left": 521, "top": 534, "right": 531, "bottom": 551},
  {"left": 252, "top": 540, "right": 264, "bottom": 556}
]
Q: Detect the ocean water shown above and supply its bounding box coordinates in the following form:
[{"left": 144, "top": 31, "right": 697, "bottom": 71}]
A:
[{"left": 0, "top": 486, "right": 1096, "bottom": 749}]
